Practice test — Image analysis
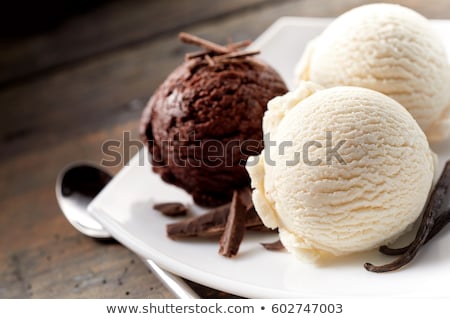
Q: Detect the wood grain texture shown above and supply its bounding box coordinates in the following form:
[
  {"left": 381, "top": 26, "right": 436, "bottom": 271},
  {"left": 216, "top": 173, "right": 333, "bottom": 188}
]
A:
[
  {"left": 0, "top": 122, "right": 173, "bottom": 298},
  {"left": 0, "top": 0, "right": 275, "bottom": 86},
  {"left": 1, "top": 0, "right": 450, "bottom": 299}
]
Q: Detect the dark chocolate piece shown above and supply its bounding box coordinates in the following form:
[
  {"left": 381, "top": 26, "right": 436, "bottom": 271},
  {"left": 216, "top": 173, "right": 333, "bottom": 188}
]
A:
[
  {"left": 219, "top": 190, "right": 247, "bottom": 257},
  {"left": 166, "top": 187, "right": 269, "bottom": 241},
  {"left": 213, "top": 49, "right": 260, "bottom": 61},
  {"left": 167, "top": 204, "right": 230, "bottom": 239},
  {"left": 245, "top": 206, "right": 264, "bottom": 227},
  {"left": 247, "top": 225, "right": 276, "bottom": 232},
  {"left": 365, "top": 160, "right": 450, "bottom": 272},
  {"left": 227, "top": 39, "right": 252, "bottom": 51},
  {"left": 153, "top": 202, "right": 188, "bottom": 217},
  {"left": 261, "top": 240, "right": 285, "bottom": 251},
  {"left": 238, "top": 186, "right": 253, "bottom": 210},
  {"left": 185, "top": 49, "right": 211, "bottom": 60}
]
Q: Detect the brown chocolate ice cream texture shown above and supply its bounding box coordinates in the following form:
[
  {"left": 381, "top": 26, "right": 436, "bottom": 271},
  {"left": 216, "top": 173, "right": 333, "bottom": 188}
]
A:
[{"left": 140, "top": 33, "right": 287, "bottom": 206}]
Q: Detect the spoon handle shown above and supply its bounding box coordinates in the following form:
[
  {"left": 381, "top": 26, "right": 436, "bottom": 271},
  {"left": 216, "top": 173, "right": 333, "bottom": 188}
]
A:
[{"left": 141, "top": 258, "right": 199, "bottom": 299}]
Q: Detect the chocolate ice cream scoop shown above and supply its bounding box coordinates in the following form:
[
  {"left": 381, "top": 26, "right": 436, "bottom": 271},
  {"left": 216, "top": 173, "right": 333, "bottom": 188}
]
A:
[{"left": 140, "top": 33, "right": 287, "bottom": 206}]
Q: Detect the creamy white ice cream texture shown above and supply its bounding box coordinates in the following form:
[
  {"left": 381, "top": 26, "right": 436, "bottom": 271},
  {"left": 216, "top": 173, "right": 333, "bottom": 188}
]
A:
[
  {"left": 247, "top": 83, "right": 436, "bottom": 261},
  {"left": 296, "top": 3, "right": 450, "bottom": 142}
]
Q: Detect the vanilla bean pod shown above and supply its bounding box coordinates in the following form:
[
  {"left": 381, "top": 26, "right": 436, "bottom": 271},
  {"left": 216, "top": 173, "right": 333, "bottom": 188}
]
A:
[{"left": 365, "top": 160, "right": 450, "bottom": 272}]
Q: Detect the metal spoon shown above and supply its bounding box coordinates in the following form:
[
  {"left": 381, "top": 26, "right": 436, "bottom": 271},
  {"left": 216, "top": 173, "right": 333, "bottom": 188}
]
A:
[{"left": 55, "top": 162, "right": 199, "bottom": 299}]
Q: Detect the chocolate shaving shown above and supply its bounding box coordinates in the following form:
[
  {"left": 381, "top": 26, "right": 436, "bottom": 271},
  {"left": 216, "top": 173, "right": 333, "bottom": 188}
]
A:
[
  {"left": 219, "top": 190, "right": 247, "bottom": 257},
  {"left": 185, "top": 50, "right": 211, "bottom": 60},
  {"left": 167, "top": 204, "right": 230, "bottom": 239},
  {"left": 245, "top": 205, "right": 264, "bottom": 226},
  {"left": 214, "top": 50, "right": 260, "bottom": 62},
  {"left": 154, "top": 202, "right": 188, "bottom": 217},
  {"left": 244, "top": 58, "right": 268, "bottom": 69},
  {"left": 365, "top": 160, "right": 450, "bottom": 272},
  {"left": 179, "top": 32, "right": 258, "bottom": 67},
  {"left": 240, "top": 190, "right": 272, "bottom": 231},
  {"left": 184, "top": 40, "right": 251, "bottom": 60},
  {"left": 247, "top": 224, "right": 276, "bottom": 232},
  {"left": 238, "top": 186, "right": 254, "bottom": 210},
  {"left": 166, "top": 203, "right": 267, "bottom": 239},
  {"left": 227, "top": 39, "right": 252, "bottom": 50},
  {"left": 166, "top": 186, "right": 271, "bottom": 257},
  {"left": 261, "top": 240, "right": 285, "bottom": 251},
  {"left": 179, "top": 32, "right": 230, "bottom": 54},
  {"left": 204, "top": 54, "right": 215, "bottom": 66}
]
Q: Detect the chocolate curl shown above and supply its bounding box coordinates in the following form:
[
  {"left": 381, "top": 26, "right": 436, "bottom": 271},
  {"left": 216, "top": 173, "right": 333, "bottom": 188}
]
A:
[
  {"left": 166, "top": 204, "right": 267, "bottom": 239},
  {"left": 219, "top": 190, "right": 247, "bottom": 257},
  {"left": 227, "top": 39, "right": 252, "bottom": 50},
  {"left": 166, "top": 187, "right": 264, "bottom": 239},
  {"left": 204, "top": 54, "right": 215, "bottom": 66},
  {"left": 365, "top": 160, "right": 450, "bottom": 272},
  {"left": 185, "top": 50, "right": 211, "bottom": 60},
  {"left": 154, "top": 202, "right": 188, "bottom": 217},
  {"left": 185, "top": 40, "right": 253, "bottom": 60},
  {"left": 238, "top": 186, "right": 253, "bottom": 210},
  {"left": 247, "top": 225, "right": 276, "bottom": 232},
  {"left": 181, "top": 32, "right": 255, "bottom": 64},
  {"left": 167, "top": 204, "right": 230, "bottom": 239},
  {"left": 179, "top": 32, "right": 230, "bottom": 54},
  {"left": 261, "top": 240, "right": 285, "bottom": 251},
  {"left": 214, "top": 49, "right": 260, "bottom": 62}
]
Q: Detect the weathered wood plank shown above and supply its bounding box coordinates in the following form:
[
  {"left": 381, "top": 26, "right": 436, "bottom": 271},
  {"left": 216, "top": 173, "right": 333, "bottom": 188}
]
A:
[
  {"left": 0, "top": 121, "right": 172, "bottom": 298},
  {"left": 0, "top": 0, "right": 275, "bottom": 86},
  {"left": 0, "top": 234, "right": 176, "bottom": 298},
  {"left": 0, "top": 121, "right": 139, "bottom": 240}
]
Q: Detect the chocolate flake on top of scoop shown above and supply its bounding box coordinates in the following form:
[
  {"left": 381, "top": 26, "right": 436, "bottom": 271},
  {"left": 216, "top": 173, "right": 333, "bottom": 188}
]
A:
[
  {"left": 365, "top": 160, "right": 450, "bottom": 272},
  {"left": 179, "top": 32, "right": 231, "bottom": 54},
  {"left": 153, "top": 202, "right": 188, "bottom": 217},
  {"left": 180, "top": 32, "right": 258, "bottom": 62},
  {"left": 179, "top": 33, "right": 261, "bottom": 68}
]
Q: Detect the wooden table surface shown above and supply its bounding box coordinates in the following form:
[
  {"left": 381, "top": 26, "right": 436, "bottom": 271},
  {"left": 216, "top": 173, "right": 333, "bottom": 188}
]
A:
[{"left": 1, "top": 0, "right": 449, "bottom": 299}]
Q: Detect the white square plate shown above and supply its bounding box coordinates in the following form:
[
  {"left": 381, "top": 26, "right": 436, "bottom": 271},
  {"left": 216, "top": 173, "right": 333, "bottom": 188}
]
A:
[{"left": 89, "top": 17, "right": 450, "bottom": 298}]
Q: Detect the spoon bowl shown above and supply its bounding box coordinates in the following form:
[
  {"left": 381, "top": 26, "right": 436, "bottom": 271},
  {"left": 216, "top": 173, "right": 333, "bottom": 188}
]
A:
[
  {"left": 56, "top": 162, "right": 111, "bottom": 238},
  {"left": 55, "top": 162, "right": 198, "bottom": 298}
]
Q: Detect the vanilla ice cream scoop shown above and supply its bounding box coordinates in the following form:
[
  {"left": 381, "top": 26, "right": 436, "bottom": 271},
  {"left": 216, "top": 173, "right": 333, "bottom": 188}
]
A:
[
  {"left": 296, "top": 3, "right": 450, "bottom": 142},
  {"left": 246, "top": 83, "right": 435, "bottom": 261}
]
